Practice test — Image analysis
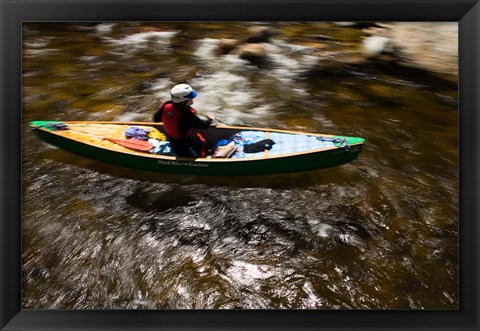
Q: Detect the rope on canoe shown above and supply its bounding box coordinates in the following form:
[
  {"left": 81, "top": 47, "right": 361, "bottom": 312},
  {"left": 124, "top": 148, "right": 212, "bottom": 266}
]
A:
[{"left": 316, "top": 136, "right": 351, "bottom": 151}]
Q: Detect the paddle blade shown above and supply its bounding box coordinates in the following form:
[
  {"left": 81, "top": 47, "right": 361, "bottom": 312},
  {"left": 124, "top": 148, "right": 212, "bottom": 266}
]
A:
[{"left": 105, "top": 138, "right": 153, "bottom": 152}]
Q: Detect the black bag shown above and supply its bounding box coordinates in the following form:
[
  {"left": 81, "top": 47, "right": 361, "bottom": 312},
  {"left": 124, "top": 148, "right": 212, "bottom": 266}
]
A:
[{"left": 243, "top": 139, "right": 275, "bottom": 153}]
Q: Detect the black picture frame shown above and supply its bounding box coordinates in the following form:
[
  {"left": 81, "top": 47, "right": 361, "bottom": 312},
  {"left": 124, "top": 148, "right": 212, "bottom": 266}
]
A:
[{"left": 1, "top": 0, "right": 479, "bottom": 330}]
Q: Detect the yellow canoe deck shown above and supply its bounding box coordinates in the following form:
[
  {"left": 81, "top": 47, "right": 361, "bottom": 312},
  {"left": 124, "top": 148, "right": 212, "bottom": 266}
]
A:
[{"left": 60, "top": 123, "right": 160, "bottom": 153}]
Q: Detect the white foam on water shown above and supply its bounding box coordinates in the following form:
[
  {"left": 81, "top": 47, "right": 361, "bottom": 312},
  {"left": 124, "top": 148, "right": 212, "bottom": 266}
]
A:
[
  {"left": 178, "top": 215, "right": 211, "bottom": 231},
  {"left": 123, "top": 36, "right": 322, "bottom": 125},
  {"left": 302, "top": 281, "right": 322, "bottom": 308},
  {"left": 103, "top": 31, "right": 178, "bottom": 57},
  {"left": 135, "top": 37, "right": 321, "bottom": 125},
  {"left": 191, "top": 39, "right": 268, "bottom": 124},
  {"left": 24, "top": 47, "right": 59, "bottom": 57},
  {"left": 191, "top": 249, "right": 206, "bottom": 264},
  {"left": 363, "top": 36, "right": 392, "bottom": 57},
  {"left": 193, "top": 38, "right": 220, "bottom": 61},
  {"left": 177, "top": 285, "right": 188, "bottom": 295},
  {"left": 24, "top": 38, "right": 54, "bottom": 49},
  {"left": 339, "top": 233, "right": 354, "bottom": 244},
  {"left": 267, "top": 45, "right": 303, "bottom": 74},
  {"left": 226, "top": 260, "right": 276, "bottom": 286},
  {"left": 113, "top": 31, "right": 178, "bottom": 47},
  {"left": 316, "top": 223, "right": 334, "bottom": 238},
  {"left": 334, "top": 266, "right": 343, "bottom": 275},
  {"left": 95, "top": 23, "right": 116, "bottom": 35},
  {"left": 263, "top": 41, "right": 318, "bottom": 89},
  {"left": 195, "top": 72, "right": 253, "bottom": 108},
  {"left": 193, "top": 71, "right": 260, "bottom": 124},
  {"left": 149, "top": 78, "right": 172, "bottom": 93},
  {"left": 222, "top": 236, "right": 239, "bottom": 244},
  {"left": 148, "top": 78, "right": 173, "bottom": 101},
  {"left": 193, "top": 79, "right": 256, "bottom": 122},
  {"left": 223, "top": 53, "right": 252, "bottom": 67},
  {"left": 142, "top": 233, "right": 162, "bottom": 250}
]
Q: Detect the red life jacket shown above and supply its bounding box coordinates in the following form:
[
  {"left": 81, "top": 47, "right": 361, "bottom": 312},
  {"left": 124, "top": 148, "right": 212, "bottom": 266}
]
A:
[
  {"left": 160, "top": 103, "right": 207, "bottom": 157},
  {"left": 162, "top": 103, "right": 185, "bottom": 140}
]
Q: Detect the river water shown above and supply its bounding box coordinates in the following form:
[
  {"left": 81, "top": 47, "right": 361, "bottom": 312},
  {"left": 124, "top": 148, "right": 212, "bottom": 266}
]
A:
[{"left": 21, "top": 22, "right": 458, "bottom": 309}]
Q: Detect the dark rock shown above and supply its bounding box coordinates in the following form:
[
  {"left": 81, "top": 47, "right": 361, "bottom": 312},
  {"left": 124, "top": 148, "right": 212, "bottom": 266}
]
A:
[
  {"left": 246, "top": 26, "right": 273, "bottom": 43},
  {"left": 237, "top": 44, "right": 268, "bottom": 64},
  {"left": 217, "top": 38, "right": 240, "bottom": 55}
]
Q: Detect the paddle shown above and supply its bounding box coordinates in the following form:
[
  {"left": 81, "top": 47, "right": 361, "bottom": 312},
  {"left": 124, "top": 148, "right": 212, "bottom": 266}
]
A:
[
  {"left": 195, "top": 113, "right": 233, "bottom": 126},
  {"left": 213, "top": 118, "right": 231, "bottom": 126},
  {"left": 67, "top": 131, "right": 154, "bottom": 152}
]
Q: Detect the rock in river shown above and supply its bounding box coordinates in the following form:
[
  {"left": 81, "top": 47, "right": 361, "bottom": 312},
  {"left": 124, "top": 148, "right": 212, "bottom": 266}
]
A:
[{"left": 237, "top": 43, "right": 268, "bottom": 64}]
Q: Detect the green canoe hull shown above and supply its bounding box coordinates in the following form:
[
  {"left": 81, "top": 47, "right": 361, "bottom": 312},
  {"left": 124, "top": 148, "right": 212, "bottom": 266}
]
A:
[
  {"left": 30, "top": 121, "right": 364, "bottom": 176},
  {"left": 33, "top": 128, "right": 362, "bottom": 176}
]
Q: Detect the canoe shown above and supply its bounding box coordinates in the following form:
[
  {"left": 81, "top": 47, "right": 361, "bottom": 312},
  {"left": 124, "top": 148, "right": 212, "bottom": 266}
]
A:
[{"left": 29, "top": 121, "right": 365, "bottom": 176}]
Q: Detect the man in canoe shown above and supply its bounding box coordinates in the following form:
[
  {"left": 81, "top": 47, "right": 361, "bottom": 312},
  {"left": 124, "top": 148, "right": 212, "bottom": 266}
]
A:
[{"left": 153, "top": 83, "right": 215, "bottom": 158}]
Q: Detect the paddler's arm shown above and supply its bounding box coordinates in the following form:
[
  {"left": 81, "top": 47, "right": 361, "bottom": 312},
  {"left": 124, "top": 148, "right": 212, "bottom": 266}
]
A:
[
  {"left": 152, "top": 99, "right": 166, "bottom": 122},
  {"left": 185, "top": 109, "right": 214, "bottom": 129}
]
